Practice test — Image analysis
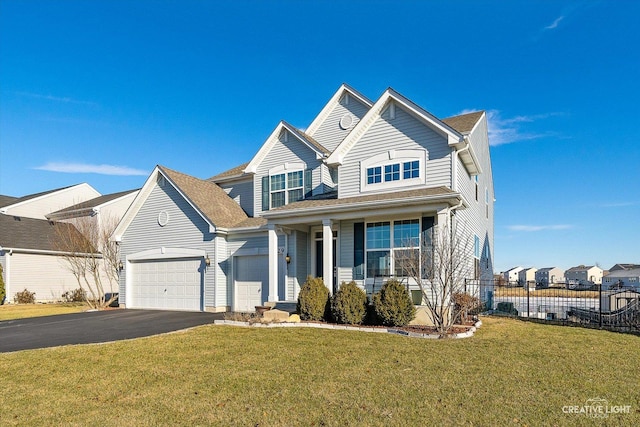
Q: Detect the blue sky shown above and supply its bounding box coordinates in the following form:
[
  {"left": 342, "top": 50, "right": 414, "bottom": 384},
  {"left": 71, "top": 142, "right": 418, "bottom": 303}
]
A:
[{"left": 1, "top": 0, "right": 638, "bottom": 272}]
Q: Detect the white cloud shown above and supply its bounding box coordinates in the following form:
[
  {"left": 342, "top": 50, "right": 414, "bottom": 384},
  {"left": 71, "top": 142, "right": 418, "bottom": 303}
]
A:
[
  {"left": 507, "top": 224, "right": 573, "bottom": 232},
  {"left": 34, "top": 162, "right": 147, "bottom": 176},
  {"left": 16, "top": 91, "right": 98, "bottom": 107},
  {"left": 544, "top": 16, "right": 564, "bottom": 30},
  {"left": 458, "top": 109, "right": 560, "bottom": 146}
]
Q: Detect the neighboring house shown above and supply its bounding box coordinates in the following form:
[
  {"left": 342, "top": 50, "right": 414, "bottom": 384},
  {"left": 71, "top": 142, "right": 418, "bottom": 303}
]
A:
[
  {"left": 0, "top": 188, "right": 137, "bottom": 302},
  {"left": 0, "top": 215, "right": 88, "bottom": 302},
  {"left": 608, "top": 263, "right": 640, "bottom": 273},
  {"left": 565, "top": 265, "right": 603, "bottom": 287},
  {"left": 518, "top": 267, "right": 537, "bottom": 285},
  {"left": 601, "top": 268, "right": 640, "bottom": 290},
  {"left": 0, "top": 184, "right": 100, "bottom": 220},
  {"left": 535, "top": 267, "right": 564, "bottom": 287},
  {"left": 113, "top": 84, "right": 495, "bottom": 312},
  {"left": 503, "top": 267, "right": 524, "bottom": 283}
]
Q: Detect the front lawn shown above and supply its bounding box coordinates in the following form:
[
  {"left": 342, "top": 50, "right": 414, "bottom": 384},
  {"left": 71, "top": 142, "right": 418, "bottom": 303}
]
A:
[
  {"left": 1, "top": 317, "right": 638, "bottom": 426},
  {"left": 0, "top": 302, "right": 86, "bottom": 321}
]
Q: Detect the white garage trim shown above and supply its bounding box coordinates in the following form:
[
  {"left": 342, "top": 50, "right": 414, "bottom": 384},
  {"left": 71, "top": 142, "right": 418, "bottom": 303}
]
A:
[{"left": 127, "top": 247, "right": 206, "bottom": 261}]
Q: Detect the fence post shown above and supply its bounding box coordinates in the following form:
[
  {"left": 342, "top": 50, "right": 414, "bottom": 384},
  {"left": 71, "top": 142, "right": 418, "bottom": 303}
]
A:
[
  {"left": 526, "top": 283, "right": 530, "bottom": 318},
  {"left": 599, "top": 284, "right": 603, "bottom": 328}
]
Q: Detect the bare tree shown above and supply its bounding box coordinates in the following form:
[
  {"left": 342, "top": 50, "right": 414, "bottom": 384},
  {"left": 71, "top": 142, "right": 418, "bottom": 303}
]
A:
[
  {"left": 53, "top": 215, "right": 119, "bottom": 309},
  {"left": 396, "top": 220, "right": 475, "bottom": 336}
]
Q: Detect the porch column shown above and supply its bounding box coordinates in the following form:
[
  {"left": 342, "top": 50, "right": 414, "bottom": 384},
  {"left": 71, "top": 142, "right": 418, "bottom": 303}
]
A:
[
  {"left": 268, "top": 224, "right": 279, "bottom": 302},
  {"left": 322, "top": 219, "right": 333, "bottom": 295}
]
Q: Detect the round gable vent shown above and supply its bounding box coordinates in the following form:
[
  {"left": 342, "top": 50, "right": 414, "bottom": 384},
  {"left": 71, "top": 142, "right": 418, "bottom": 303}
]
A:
[
  {"left": 339, "top": 113, "right": 354, "bottom": 130},
  {"left": 158, "top": 210, "right": 170, "bottom": 227}
]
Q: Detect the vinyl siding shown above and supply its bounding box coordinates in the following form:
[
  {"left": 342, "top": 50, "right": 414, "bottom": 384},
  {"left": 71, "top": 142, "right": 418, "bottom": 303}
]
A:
[
  {"left": 454, "top": 115, "right": 494, "bottom": 281},
  {"left": 311, "top": 95, "right": 370, "bottom": 152},
  {"left": 338, "top": 219, "right": 357, "bottom": 284},
  {"left": 253, "top": 130, "right": 324, "bottom": 217},
  {"left": 218, "top": 178, "right": 254, "bottom": 217},
  {"left": 294, "top": 230, "right": 308, "bottom": 299},
  {"left": 118, "top": 182, "right": 217, "bottom": 307},
  {"left": 5, "top": 186, "right": 100, "bottom": 220},
  {"left": 339, "top": 105, "right": 452, "bottom": 198}
]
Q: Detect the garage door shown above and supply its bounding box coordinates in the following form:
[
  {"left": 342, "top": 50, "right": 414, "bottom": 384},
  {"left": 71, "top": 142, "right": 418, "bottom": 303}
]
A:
[
  {"left": 130, "top": 258, "right": 203, "bottom": 311},
  {"left": 234, "top": 255, "right": 268, "bottom": 312}
]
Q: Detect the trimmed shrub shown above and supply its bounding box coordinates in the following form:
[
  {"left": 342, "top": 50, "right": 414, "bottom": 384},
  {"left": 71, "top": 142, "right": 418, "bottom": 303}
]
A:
[
  {"left": 62, "top": 288, "right": 86, "bottom": 303},
  {"left": 0, "top": 264, "right": 5, "bottom": 305},
  {"left": 453, "top": 292, "right": 481, "bottom": 323},
  {"left": 331, "top": 281, "right": 367, "bottom": 324},
  {"left": 297, "top": 276, "right": 330, "bottom": 321},
  {"left": 14, "top": 288, "right": 36, "bottom": 304},
  {"left": 372, "top": 279, "right": 416, "bottom": 327}
]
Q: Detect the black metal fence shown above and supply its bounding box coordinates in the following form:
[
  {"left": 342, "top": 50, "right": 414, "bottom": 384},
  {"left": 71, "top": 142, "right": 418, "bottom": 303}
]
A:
[{"left": 464, "top": 279, "right": 640, "bottom": 334}]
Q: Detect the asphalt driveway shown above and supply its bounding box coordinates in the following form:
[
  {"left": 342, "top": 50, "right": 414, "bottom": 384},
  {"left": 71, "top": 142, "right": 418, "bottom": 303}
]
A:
[{"left": 0, "top": 309, "right": 224, "bottom": 353}]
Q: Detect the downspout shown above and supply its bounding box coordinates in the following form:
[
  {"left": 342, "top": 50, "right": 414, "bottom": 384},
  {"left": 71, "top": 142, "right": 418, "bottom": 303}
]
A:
[{"left": 452, "top": 138, "right": 471, "bottom": 193}]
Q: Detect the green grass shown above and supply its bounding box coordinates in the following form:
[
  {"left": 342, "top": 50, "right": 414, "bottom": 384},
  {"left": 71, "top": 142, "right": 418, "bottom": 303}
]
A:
[
  {"left": 1, "top": 317, "right": 639, "bottom": 426},
  {"left": 0, "top": 302, "right": 86, "bottom": 321}
]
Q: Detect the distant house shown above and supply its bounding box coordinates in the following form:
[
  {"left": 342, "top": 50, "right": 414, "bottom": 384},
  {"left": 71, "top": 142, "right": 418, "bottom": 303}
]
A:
[
  {"left": 608, "top": 263, "right": 640, "bottom": 273},
  {"left": 503, "top": 266, "right": 524, "bottom": 283},
  {"left": 602, "top": 268, "right": 640, "bottom": 290},
  {"left": 535, "top": 267, "right": 564, "bottom": 287},
  {"left": 565, "top": 265, "right": 603, "bottom": 287},
  {"left": 518, "top": 267, "right": 537, "bottom": 285},
  {"left": 0, "top": 187, "right": 136, "bottom": 302}
]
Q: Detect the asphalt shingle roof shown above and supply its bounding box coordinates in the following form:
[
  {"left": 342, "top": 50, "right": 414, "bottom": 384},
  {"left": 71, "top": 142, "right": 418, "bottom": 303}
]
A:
[
  {"left": 48, "top": 189, "right": 138, "bottom": 216},
  {"left": 442, "top": 111, "right": 484, "bottom": 134},
  {"left": 208, "top": 162, "right": 250, "bottom": 181},
  {"left": 0, "top": 215, "right": 84, "bottom": 252},
  {"left": 0, "top": 195, "right": 18, "bottom": 208},
  {"left": 159, "top": 166, "right": 249, "bottom": 229}
]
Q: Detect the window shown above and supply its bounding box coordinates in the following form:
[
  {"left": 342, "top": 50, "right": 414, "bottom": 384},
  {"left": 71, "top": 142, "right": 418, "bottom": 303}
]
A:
[
  {"left": 474, "top": 235, "right": 480, "bottom": 259},
  {"left": 474, "top": 175, "right": 479, "bottom": 201},
  {"left": 367, "top": 166, "right": 382, "bottom": 184},
  {"left": 485, "top": 187, "right": 489, "bottom": 219},
  {"left": 393, "top": 219, "right": 420, "bottom": 276},
  {"left": 384, "top": 164, "right": 400, "bottom": 182},
  {"left": 366, "top": 222, "right": 390, "bottom": 277},
  {"left": 267, "top": 169, "right": 306, "bottom": 209},
  {"left": 403, "top": 161, "right": 419, "bottom": 179}
]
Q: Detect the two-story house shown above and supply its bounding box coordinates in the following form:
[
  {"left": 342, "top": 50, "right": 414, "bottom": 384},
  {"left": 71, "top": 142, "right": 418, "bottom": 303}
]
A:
[
  {"left": 112, "top": 84, "right": 494, "bottom": 312},
  {"left": 565, "top": 265, "right": 603, "bottom": 288},
  {"left": 535, "top": 267, "right": 564, "bottom": 287}
]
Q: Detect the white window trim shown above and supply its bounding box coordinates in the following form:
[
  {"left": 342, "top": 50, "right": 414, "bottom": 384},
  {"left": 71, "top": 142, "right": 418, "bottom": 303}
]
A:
[
  {"left": 360, "top": 149, "right": 427, "bottom": 192},
  {"left": 364, "top": 218, "right": 422, "bottom": 280},
  {"left": 268, "top": 163, "right": 306, "bottom": 208}
]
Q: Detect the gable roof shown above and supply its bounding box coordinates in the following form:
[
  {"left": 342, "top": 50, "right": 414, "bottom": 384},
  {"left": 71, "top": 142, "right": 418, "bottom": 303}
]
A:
[
  {"left": 606, "top": 268, "right": 640, "bottom": 278},
  {"left": 112, "top": 165, "right": 249, "bottom": 240},
  {"left": 0, "top": 183, "right": 101, "bottom": 217},
  {"left": 0, "top": 214, "right": 84, "bottom": 252},
  {"left": 442, "top": 111, "right": 485, "bottom": 134},
  {"left": 0, "top": 195, "right": 18, "bottom": 208},
  {"left": 47, "top": 189, "right": 138, "bottom": 219},
  {"left": 208, "top": 162, "right": 250, "bottom": 182},
  {"left": 244, "top": 121, "right": 330, "bottom": 174},
  {"left": 325, "top": 87, "right": 481, "bottom": 175},
  {"left": 305, "top": 83, "right": 374, "bottom": 137}
]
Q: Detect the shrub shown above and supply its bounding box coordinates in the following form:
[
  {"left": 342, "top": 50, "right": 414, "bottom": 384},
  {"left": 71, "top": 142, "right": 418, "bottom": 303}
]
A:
[
  {"left": 372, "top": 279, "right": 416, "bottom": 326},
  {"left": 297, "top": 276, "right": 330, "bottom": 321},
  {"left": 453, "top": 292, "right": 481, "bottom": 323},
  {"left": 14, "top": 288, "right": 36, "bottom": 304},
  {"left": 62, "top": 288, "right": 86, "bottom": 303},
  {"left": 331, "top": 281, "right": 367, "bottom": 324},
  {"left": 0, "top": 264, "right": 5, "bottom": 305}
]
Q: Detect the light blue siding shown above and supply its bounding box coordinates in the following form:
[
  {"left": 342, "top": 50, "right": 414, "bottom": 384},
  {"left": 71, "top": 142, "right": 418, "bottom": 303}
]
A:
[
  {"left": 219, "top": 178, "right": 254, "bottom": 216},
  {"left": 118, "top": 182, "right": 217, "bottom": 308},
  {"left": 311, "top": 95, "right": 370, "bottom": 152},
  {"left": 338, "top": 105, "right": 452, "bottom": 198}
]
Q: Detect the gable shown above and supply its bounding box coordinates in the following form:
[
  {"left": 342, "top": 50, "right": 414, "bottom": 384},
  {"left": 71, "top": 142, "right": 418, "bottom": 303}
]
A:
[
  {"left": 337, "top": 102, "right": 453, "bottom": 198},
  {"left": 0, "top": 183, "right": 101, "bottom": 220}
]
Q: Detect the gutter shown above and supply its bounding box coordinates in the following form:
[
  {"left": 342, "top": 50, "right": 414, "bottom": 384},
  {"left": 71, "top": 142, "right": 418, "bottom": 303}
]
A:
[{"left": 0, "top": 246, "right": 102, "bottom": 257}]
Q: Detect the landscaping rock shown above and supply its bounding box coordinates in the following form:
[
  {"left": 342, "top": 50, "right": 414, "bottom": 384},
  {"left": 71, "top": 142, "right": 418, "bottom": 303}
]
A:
[
  {"left": 287, "top": 314, "right": 301, "bottom": 323},
  {"left": 262, "top": 309, "right": 289, "bottom": 322}
]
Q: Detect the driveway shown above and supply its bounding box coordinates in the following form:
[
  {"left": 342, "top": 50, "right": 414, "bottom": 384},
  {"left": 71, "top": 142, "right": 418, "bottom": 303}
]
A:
[{"left": 0, "top": 309, "right": 224, "bottom": 353}]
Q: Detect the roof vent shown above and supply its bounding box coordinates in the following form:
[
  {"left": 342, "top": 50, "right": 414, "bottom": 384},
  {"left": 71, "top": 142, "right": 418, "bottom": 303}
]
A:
[{"left": 339, "top": 113, "right": 353, "bottom": 130}]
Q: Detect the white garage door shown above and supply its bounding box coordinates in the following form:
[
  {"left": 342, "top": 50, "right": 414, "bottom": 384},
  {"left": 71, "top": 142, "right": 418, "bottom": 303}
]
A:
[
  {"left": 130, "top": 258, "right": 203, "bottom": 311},
  {"left": 235, "top": 255, "right": 268, "bottom": 312}
]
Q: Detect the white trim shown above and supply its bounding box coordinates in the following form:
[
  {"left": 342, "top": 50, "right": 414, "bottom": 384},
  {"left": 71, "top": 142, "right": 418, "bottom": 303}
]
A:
[
  {"left": 360, "top": 149, "right": 427, "bottom": 193},
  {"left": 305, "top": 84, "right": 373, "bottom": 137},
  {"left": 127, "top": 247, "right": 206, "bottom": 262},
  {"left": 244, "top": 122, "right": 325, "bottom": 174},
  {"left": 326, "top": 88, "right": 464, "bottom": 166},
  {"left": 0, "top": 183, "right": 100, "bottom": 214}
]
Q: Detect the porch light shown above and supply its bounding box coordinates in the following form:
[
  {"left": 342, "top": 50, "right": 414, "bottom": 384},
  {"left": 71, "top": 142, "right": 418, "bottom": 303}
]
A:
[
  {"left": 118, "top": 260, "right": 124, "bottom": 271},
  {"left": 285, "top": 253, "right": 291, "bottom": 264},
  {"left": 205, "top": 255, "right": 211, "bottom": 267}
]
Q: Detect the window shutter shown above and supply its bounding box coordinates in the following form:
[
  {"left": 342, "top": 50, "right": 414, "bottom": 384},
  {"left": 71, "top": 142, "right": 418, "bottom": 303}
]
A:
[
  {"left": 304, "top": 169, "right": 312, "bottom": 198},
  {"left": 262, "top": 176, "right": 270, "bottom": 211},
  {"left": 421, "top": 216, "right": 435, "bottom": 279},
  {"left": 354, "top": 222, "right": 364, "bottom": 280}
]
